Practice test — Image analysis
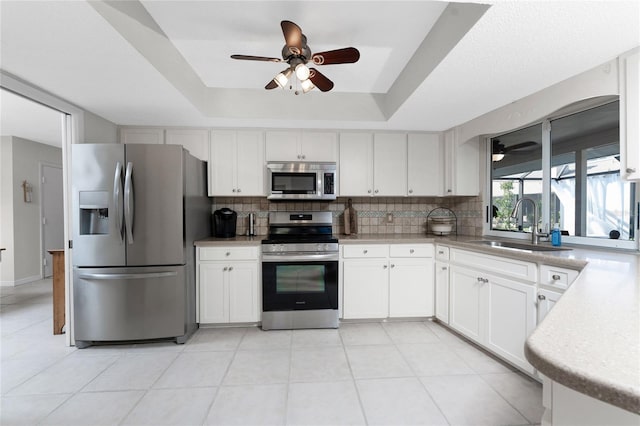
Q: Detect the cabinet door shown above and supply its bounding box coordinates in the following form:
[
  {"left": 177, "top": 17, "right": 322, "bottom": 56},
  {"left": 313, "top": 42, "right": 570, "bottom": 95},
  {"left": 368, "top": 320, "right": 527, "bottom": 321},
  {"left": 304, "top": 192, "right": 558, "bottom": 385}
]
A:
[
  {"left": 301, "top": 131, "right": 337, "bottom": 161},
  {"left": 389, "top": 258, "right": 434, "bottom": 317},
  {"left": 120, "top": 128, "right": 164, "bottom": 144},
  {"left": 449, "top": 266, "right": 483, "bottom": 342},
  {"left": 235, "top": 131, "right": 265, "bottom": 196},
  {"left": 265, "top": 130, "right": 300, "bottom": 161},
  {"left": 620, "top": 49, "right": 639, "bottom": 180},
  {"left": 209, "top": 131, "right": 237, "bottom": 196},
  {"left": 435, "top": 261, "right": 449, "bottom": 323},
  {"left": 443, "top": 130, "right": 479, "bottom": 196},
  {"left": 166, "top": 129, "right": 209, "bottom": 162},
  {"left": 484, "top": 274, "right": 536, "bottom": 374},
  {"left": 408, "top": 133, "right": 442, "bottom": 196},
  {"left": 537, "top": 289, "right": 562, "bottom": 324},
  {"left": 342, "top": 259, "right": 388, "bottom": 319},
  {"left": 339, "top": 133, "right": 373, "bottom": 196},
  {"left": 373, "top": 133, "right": 407, "bottom": 196},
  {"left": 228, "top": 261, "right": 260, "bottom": 323},
  {"left": 199, "top": 263, "right": 228, "bottom": 323}
]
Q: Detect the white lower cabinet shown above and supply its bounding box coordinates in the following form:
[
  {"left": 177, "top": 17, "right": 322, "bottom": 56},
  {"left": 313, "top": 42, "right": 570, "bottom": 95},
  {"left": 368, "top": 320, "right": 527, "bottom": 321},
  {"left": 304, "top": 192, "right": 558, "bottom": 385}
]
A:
[
  {"left": 197, "top": 247, "right": 260, "bottom": 324},
  {"left": 434, "top": 260, "right": 450, "bottom": 323},
  {"left": 537, "top": 288, "right": 562, "bottom": 324},
  {"left": 341, "top": 243, "right": 434, "bottom": 319},
  {"left": 449, "top": 249, "right": 537, "bottom": 374}
]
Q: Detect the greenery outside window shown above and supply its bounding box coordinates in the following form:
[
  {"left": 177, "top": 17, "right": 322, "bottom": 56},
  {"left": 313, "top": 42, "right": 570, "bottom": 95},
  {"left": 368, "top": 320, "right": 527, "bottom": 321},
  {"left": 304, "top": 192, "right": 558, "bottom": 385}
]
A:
[{"left": 488, "top": 99, "right": 637, "bottom": 249}]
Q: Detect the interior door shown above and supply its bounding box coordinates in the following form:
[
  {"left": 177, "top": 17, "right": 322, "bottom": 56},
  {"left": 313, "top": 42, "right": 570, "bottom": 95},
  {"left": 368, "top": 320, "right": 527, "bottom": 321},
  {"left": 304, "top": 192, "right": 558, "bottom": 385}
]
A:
[
  {"left": 42, "top": 165, "right": 64, "bottom": 277},
  {"left": 124, "top": 144, "right": 184, "bottom": 266}
]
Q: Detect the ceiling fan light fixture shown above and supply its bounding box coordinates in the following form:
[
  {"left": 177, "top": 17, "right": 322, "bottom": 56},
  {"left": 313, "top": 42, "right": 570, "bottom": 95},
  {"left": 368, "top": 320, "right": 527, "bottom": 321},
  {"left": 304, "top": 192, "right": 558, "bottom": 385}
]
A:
[
  {"left": 295, "top": 63, "right": 310, "bottom": 81},
  {"left": 492, "top": 153, "right": 505, "bottom": 162},
  {"left": 274, "top": 68, "right": 292, "bottom": 88},
  {"left": 492, "top": 139, "right": 505, "bottom": 162},
  {"left": 300, "top": 78, "right": 315, "bottom": 93}
]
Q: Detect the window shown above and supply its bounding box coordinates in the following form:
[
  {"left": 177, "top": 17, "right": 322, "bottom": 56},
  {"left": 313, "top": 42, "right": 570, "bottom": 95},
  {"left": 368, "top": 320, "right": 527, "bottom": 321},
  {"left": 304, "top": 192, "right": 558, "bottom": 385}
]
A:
[{"left": 489, "top": 100, "right": 637, "bottom": 248}]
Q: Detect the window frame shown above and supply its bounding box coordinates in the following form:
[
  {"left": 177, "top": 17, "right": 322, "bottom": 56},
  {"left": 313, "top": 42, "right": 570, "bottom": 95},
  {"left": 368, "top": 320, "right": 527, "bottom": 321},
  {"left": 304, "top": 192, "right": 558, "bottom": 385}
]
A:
[{"left": 483, "top": 101, "right": 639, "bottom": 251}]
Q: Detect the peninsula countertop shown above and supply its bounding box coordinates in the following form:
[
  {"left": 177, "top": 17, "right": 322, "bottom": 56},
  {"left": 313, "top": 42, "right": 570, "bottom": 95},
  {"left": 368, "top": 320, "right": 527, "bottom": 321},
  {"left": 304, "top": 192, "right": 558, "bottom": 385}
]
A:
[{"left": 195, "top": 233, "right": 640, "bottom": 412}]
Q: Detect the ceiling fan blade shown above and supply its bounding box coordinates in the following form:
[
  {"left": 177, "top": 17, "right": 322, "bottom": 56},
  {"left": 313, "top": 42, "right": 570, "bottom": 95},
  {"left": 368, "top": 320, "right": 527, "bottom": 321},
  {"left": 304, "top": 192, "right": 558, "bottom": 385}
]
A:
[
  {"left": 231, "top": 54, "right": 282, "bottom": 62},
  {"left": 311, "top": 47, "right": 360, "bottom": 65},
  {"left": 281, "top": 20, "right": 303, "bottom": 55},
  {"left": 265, "top": 80, "right": 279, "bottom": 90},
  {"left": 504, "top": 141, "right": 538, "bottom": 153},
  {"left": 309, "top": 68, "right": 334, "bottom": 92}
]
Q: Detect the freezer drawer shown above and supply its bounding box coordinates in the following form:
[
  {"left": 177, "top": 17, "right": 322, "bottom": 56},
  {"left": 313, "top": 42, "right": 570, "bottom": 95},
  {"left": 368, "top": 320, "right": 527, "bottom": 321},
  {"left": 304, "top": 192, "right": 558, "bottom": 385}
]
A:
[{"left": 74, "top": 266, "right": 186, "bottom": 343}]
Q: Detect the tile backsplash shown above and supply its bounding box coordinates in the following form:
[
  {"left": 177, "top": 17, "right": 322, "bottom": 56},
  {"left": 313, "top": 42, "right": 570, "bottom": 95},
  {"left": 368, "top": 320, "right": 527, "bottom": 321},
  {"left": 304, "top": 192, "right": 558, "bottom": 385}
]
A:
[{"left": 212, "top": 196, "right": 483, "bottom": 237}]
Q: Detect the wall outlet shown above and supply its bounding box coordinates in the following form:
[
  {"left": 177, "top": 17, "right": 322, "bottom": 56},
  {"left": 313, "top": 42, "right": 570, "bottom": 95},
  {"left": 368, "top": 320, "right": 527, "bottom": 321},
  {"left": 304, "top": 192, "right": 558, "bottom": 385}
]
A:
[{"left": 386, "top": 213, "right": 394, "bottom": 223}]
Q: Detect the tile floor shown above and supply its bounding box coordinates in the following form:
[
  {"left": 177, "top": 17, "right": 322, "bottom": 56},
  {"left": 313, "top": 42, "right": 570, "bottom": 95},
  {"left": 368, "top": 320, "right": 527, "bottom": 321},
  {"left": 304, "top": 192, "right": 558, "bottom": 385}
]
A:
[{"left": 1, "top": 279, "right": 544, "bottom": 425}]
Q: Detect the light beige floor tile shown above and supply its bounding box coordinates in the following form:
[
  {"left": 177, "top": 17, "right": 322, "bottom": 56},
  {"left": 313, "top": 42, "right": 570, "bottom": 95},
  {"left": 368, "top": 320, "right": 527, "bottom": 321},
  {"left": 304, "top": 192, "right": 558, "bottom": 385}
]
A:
[
  {"left": 223, "top": 349, "right": 290, "bottom": 385},
  {"left": 398, "top": 342, "right": 475, "bottom": 376},
  {"left": 421, "top": 375, "right": 529, "bottom": 426},
  {"left": 205, "top": 384, "right": 287, "bottom": 425},
  {"left": 0, "top": 394, "right": 69, "bottom": 426},
  {"left": 154, "top": 351, "right": 234, "bottom": 388},
  {"left": 184, "top": 327, "right": 246, "bottom": 352},
  {"left": 1, "top": 353, "right": 66, "bottom": 394},
  {"left": 238, "top": 328, "right": 292, "bottom": 350},
  {"left": 339, "top": 323, "right": 392, "bottom": 346},
  {"left": 122, "top": 387, "right": 216, "bottom": 426},
  {"left": 287, "top": 381, "right": 366, "bottom": 425},
  {"left": 345, "top": 344, "right": 413, "bottom": 379},
  {"left": 356, "top": 377, "right": 448, "bottom": 425},
  {"left": 40, "top": 390, "right": 144, "bottom": 425},
  {"left": 82, "top": 352, "right": 177, "bottom": 391},
  {"left": 481, "top": 372, "right": 544, "bottom": 423},
  {"left": 382, "top": 321, "right": 440, "bottom": 344},
  {"left": 453, "top": 343, "right": 514, "bottom": 374},
  {"left": 292, "top": 328, "right": 342, "bottom": 348},
  {"left": 290, "top": 346, "right": 352, "bottom": 382}
]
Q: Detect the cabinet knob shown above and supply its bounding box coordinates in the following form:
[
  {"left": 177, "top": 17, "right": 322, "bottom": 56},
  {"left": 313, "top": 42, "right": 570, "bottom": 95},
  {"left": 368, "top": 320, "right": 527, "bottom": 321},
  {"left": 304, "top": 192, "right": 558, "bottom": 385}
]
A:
[
  {"left": 477, "top": 277, "right": 482, "bottom": 282},
  {"left": 538, "top": 294, "right": 546, "bottom": 301},
  {"left": 297, "top": 155, "right": 301, "bottom": 159},
  {"left": 223, "top": 266, "right": 228, "bottom": 271},
  {"left": 363, "top": 249, "right": 368, "bottom": 254},
  {"left": 237, "top": 188, "right": 241, "bottom": 193},
  {"left": 228, "top": 266, "right": 233, "bottom": 271},
  {"left": 409, "top": 249, "right": 414, "bottom": 254},
  {"left": 301, "top": 155, "right": 306, "bottom": 160},
  {"left": 441, "top": 266, "right": 447, "bottom": 271},
  {"left": 409, "top": 189, "right": 413, "bottom": 194},
  {"left": 368, "top": 190, "right": 372, "bottom": 194},
  {"left": 390, "top": 264, "right": 395, "bottom": 268},
  {"left": 438, "top": 250, "right": 444, "bottom": 254},
  {"left": 374, "top": 189, "right": 379, "bottom": 194},
  {"left": 626, "top": 167, "right": 636, "bottom": 173},
  {"left": 383, "top": 264, "right": 388, "bottom": 269},
  {"left": 232, "top": 189, "right": 236, "bottom": 193},
  {"left": 225, "top": 252, "right": 230, "bottom": 256},
  {"left": 447, "top": 189, "right": 452, "bottom": 193},
  {"left": 551, "top": 274, "right": 561, "bottom": 281}
]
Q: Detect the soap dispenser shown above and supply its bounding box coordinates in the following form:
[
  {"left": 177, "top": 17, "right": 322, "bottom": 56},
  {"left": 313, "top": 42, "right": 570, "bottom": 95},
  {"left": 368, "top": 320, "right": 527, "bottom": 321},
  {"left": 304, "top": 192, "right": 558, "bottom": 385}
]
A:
[{"left": 551, "top": 223, "right": 562, "bottom": 246}]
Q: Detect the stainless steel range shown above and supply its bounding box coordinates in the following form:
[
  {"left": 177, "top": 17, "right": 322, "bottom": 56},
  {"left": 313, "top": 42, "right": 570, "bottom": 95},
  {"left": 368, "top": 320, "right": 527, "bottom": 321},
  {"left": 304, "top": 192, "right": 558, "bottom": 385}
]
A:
[{"left": 261, "top": 211, "right": 339, "bottom": 330}]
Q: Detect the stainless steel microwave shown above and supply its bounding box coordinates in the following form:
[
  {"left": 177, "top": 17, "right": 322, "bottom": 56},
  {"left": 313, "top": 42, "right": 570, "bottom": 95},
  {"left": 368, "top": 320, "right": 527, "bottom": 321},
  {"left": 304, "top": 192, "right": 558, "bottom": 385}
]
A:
[{"left": 267, "top": 162, "right": 337, "bottom": 200}]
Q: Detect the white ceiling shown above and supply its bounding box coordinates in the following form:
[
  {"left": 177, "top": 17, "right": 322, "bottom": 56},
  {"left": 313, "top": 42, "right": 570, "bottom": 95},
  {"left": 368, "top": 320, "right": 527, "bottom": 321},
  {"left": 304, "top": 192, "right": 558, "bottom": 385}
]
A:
[{"left": 0, "top": 1, "right": 639, "bottom": 146}]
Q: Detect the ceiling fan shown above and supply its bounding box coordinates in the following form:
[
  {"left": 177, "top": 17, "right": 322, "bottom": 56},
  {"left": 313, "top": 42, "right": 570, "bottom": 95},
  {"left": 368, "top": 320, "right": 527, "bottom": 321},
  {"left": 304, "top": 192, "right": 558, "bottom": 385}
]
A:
[
  {"left": 230, "top": 20, "right": 360, "bottom": 94},
  {"left": 492, "top": 139, "right": 538, "bottom": 162}
]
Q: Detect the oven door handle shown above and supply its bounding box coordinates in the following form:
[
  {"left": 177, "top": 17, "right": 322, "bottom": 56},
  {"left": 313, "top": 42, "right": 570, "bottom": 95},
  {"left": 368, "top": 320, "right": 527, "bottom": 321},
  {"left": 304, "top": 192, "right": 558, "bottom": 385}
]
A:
[{"left": 262, "top": 253, "right": 339, "bottom": 262}]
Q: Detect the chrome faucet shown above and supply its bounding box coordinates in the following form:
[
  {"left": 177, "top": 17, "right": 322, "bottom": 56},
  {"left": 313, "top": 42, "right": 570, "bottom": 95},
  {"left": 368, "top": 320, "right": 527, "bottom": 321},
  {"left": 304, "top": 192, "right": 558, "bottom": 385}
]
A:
[{"left": 510, "top": 197, "right": 547, "bottom": 245}]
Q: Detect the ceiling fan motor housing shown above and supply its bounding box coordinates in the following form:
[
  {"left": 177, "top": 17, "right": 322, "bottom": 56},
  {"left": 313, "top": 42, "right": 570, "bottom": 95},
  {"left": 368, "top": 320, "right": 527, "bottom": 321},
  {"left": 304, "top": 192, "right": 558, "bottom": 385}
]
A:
[{"left": 282, "top": 42, "right": 311, "bottom": 63}]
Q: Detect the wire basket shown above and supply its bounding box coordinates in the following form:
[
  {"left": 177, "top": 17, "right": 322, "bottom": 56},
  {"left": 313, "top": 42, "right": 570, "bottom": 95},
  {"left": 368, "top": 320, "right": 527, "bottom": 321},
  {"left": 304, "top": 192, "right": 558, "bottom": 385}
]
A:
[{"left": 426, "top": 207, "right": 457, "bottom": 236}]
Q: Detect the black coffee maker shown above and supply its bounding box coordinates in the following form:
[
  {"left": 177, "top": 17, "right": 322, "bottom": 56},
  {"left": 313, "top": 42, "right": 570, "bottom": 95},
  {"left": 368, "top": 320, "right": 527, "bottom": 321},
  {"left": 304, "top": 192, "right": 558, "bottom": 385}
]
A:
[{"left": 213, "top": 208, "right": 237, "bottom": 238}]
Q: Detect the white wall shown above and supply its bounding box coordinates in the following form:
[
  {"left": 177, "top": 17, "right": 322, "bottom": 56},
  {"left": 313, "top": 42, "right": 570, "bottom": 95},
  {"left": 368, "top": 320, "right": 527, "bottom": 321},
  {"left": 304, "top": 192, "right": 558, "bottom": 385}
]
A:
[
  {"left": 83, "top": 110, "right": 118, "bottom": 143},
  {"left": 0, "top": 136, "right": 62, "bottom": 285}
]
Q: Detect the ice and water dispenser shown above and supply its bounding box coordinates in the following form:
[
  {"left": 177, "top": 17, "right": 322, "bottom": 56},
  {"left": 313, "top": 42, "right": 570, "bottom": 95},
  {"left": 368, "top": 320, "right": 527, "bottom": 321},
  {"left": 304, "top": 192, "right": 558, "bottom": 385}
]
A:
[{"left": 78, "top": 191, "right": 109, "bottom": 235}]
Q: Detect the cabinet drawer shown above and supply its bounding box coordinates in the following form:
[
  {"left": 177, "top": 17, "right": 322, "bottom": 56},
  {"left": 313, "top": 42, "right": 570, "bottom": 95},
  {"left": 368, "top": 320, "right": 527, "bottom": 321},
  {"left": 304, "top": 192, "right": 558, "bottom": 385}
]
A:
[
  {"left": 435, "top": 245, "right": 449, "bottom": 261},
  {"left": 539, "top": 265, "right": 579, "bottom": 290},
  {"left": 198, "top": 246, "right": 259, "bottom": 261},
  {"left": 389, "top": 244, "right": 433, "bottom": 258},
  {"left": 342, "top": 244, "right": 388, "bottom": 258},
  {"left": 450, "top": 248, "right": 537, "bottom": 282}
]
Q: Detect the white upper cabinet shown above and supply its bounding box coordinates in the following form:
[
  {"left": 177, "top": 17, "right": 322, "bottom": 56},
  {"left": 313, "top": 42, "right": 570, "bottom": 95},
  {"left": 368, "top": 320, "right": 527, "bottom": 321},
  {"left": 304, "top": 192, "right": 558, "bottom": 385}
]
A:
[
  {"left": 339, "top": 132, "right": 374, "bottom": 196},
  {"left": 443, "top": 129, "right": 479, "bottom": 196},
  {"left": 165, "top": 129, "right": 209, "bottom": 162},
  {"left": 373, "top": 133, "right": 407, "bottom": 196},
  {"left": 120, "top": 127, "right": 164, "bottom": 145},
  {"left": 265, "top": 130, "right": 337, "bottom": 162},
  {"left": 339, "top": 132, "right": 407, "bottom": 197},
  {"left": 620, "top": 49, "right": 640, "bottom": 180},
  {"left": 209, "top": 130, "right": 264, "bottom": 196},
  {"left": 408, "top": 133, "right": 442, "bottom": 196}
]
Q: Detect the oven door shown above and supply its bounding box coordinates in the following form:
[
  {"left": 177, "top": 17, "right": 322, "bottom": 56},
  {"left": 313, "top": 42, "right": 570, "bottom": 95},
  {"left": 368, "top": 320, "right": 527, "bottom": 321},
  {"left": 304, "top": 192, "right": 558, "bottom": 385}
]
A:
[{"left": 262, "top": 254, "right": 338, "bottom": 311}]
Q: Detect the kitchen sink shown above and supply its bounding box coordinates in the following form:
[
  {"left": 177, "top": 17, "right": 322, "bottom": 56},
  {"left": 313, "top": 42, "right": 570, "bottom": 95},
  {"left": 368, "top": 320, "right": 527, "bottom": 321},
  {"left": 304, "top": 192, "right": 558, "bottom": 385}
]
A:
[{"left": 468, "top": 240, "right": 572, "bottom": 252}]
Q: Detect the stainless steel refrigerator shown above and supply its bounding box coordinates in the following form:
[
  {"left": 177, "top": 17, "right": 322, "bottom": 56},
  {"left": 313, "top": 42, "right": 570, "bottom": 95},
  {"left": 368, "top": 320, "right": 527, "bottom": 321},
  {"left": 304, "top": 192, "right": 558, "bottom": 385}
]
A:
[{"left": 71, "top": 144, "right": 210, "bottom": 348}]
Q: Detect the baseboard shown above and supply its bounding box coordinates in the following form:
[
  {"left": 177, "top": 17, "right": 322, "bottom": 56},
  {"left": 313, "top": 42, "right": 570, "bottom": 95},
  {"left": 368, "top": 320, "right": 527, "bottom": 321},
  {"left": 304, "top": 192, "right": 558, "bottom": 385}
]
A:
[{"left": 0, "top": 274, "right": 43, "bottom": 287}]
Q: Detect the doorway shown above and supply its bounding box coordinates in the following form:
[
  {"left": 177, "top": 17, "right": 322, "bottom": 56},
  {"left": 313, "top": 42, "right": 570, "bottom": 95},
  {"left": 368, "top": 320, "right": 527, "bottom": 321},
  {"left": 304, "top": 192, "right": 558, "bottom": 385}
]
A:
[{"left": 41, "top": 164, "right": 64, "bottom": 278}]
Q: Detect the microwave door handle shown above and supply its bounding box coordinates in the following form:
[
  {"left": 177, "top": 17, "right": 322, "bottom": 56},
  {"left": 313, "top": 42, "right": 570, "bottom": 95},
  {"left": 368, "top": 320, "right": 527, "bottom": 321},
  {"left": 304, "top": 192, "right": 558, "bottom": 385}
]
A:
[
  {"left": 124, "top": 161, "right": 134, "bottom": 244},
  {"left": 113, "top": 162, "right": 124, "bottom": 242}
]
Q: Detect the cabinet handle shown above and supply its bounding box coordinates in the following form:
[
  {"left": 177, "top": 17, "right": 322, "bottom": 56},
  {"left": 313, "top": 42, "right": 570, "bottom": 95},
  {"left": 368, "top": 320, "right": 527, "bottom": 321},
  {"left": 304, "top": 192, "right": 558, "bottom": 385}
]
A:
[
  {"left": 438, "top": 250, "right": 444, "bottom": 254},
  {"left": 368, "top": 189, "right": 372, "bottom": 194},
  {"left": 228, "top": 266, "right": 233, "bottom": 271},
  {"left": 390, "top": 264, "right": 395, "bottom": 268},
  {"left": 538, "top": 294, "right": 546, "bottom": 301},
  {"left": 232, "top": 189, "right": 236, "bottom": 193},
  {"left": 237, "top": 188, "right": 241, "bottom": 193},
  {"left": 374, "top": 189, "right": 379, "bottom": 194},
  {"left": 409, "top": 189, "right": 413, "bottom": 194},
  {"left": 477, "top": 277, "right": 482, "bottom": 282},
  {"left": 301, "top": 155, "right": 306, "bottom": 160},
  {"left": 552, "top": 274, "right": 561, "bottom": 280},
  {"left": 297, "top": 155, "right": 301, "bottom": 159},
  {"left": 223, "top": 266, "right": 228, "bottom": 271},
  {"left": 363, "top": 249, "right": 368, "bottom": 254},
  {"left": 447, "top": 189, "right": 452, "bottom": 193},
  {"left": 441, "top": 266, "right": 447, "bottom": 271},
  {"left": 383, "top": 264, "right": 388, "bottom": 269},
  {"left": 626, "top": 167, "right": 636, "bottom": 173},
  {"left": 409, "top": 249, "right": 414, "bottom": 254}
]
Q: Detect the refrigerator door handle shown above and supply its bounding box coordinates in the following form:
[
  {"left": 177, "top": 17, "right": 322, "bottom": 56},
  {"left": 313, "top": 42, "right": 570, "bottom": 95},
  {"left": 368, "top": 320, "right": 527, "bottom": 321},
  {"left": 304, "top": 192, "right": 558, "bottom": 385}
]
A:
[
  {"left": 113, "top": 162, "right": 124, "bottom": 242},
  {"left": 124, "top": 161, "right": 134, "bottom": 244},
  {"left": 77, "top": 271, "right": 178, "bottom": 280}
]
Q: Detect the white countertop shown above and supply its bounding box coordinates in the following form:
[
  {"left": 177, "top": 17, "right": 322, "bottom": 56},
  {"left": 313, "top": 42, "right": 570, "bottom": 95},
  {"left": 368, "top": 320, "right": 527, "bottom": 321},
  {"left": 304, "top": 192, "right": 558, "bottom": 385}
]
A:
[{"left": 194, "top": 233, "right": 640, "bottom": 412}]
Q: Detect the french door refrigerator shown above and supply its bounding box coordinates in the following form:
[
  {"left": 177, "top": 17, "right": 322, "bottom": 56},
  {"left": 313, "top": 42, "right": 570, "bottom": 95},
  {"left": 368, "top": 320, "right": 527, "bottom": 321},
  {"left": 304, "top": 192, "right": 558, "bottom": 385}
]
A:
[{"left": 71, "top": 144, "right": 210, "bottom": 348}]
